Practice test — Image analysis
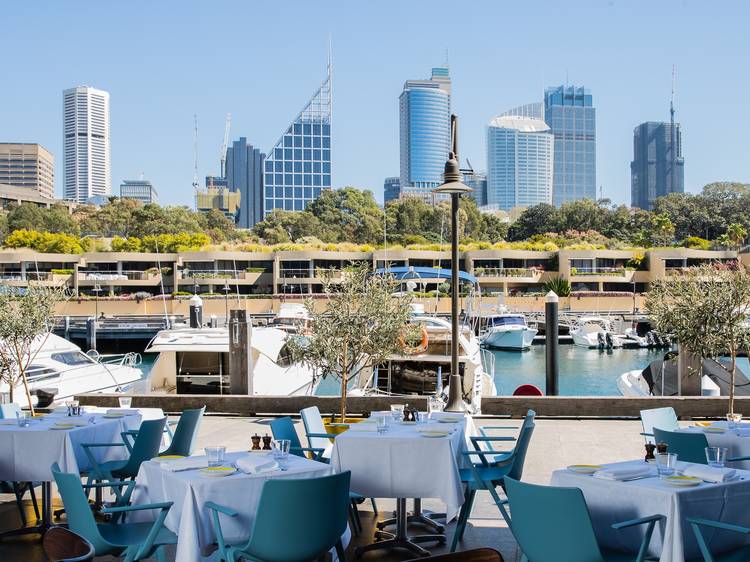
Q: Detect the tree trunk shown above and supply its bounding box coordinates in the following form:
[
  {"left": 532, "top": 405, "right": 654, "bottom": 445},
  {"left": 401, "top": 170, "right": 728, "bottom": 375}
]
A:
[
  {"left": 21, "top": 371, "right": 35, "bottom": 417},
  {"left": 339, "top": 339, "right": 348, "bottom": 422},
  {"left": 729, "top": 349, "right": 737, "bottom": 416}
]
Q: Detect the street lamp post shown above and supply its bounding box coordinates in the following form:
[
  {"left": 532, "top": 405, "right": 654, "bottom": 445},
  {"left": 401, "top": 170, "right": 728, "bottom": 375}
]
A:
[{"left": 433, "top": 114, "right": 473, "bottom": 412}]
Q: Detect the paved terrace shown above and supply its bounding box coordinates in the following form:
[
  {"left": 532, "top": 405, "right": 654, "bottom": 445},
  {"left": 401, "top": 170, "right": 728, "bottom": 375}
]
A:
[{"left": 0, "top": 416, "right": 644, "bottom": 561}]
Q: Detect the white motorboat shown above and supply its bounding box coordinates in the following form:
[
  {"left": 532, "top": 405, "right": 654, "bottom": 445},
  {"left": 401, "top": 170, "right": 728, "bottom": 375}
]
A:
[
  {"left": 570, "top": 316, "right": 623, "bottom": 349},
  {"left": 0, "top": 333, "right": 143, "bottom": 408},
  {"left": 271, "top": 302, "right": 313, "bottom": 335},
  {"left": 480, "top": 314, "right": 537, "bottom": 351},
  {"left": 618, "top": 369, "right": 720, "bottom": 397},
  {"left": 145, "top": 325, "right": 318, "bottom": 396}
]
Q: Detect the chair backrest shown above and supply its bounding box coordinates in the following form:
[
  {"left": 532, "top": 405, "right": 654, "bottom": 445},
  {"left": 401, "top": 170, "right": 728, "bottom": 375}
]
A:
[
  {"left": 162, "top": 406, "right": 205, "bottom": 457},
  {"left": 506, "top": 410, "right": 536, "bottom": 481},
  {"left": 270, "top": 416, "right": 303, "bottom": 455},
  {"left": 0, "top": 403, "right": 21, "bottom": 420},
  {"left": 121, "top": 417, "right": 167, "bottom": 476},
  {"left": 300, "top": 406, "right": 333, "bottom": 458},
  {"left": 416, "top": 548, "right": 504, "bottom": 562},
  {"left": 653, "top": 427, "right": 709, "bottom": 464},
  {"left": 243, "top": 471, "right": 351, "bottom": 562},
  {"left": 51, "top": 464, "right": 111, "bottom": 555},
  {"left": 43, "top": 526, "right": 95, "bottom": 562},
  {"left": 504, "top": 477, "right": 605, "bottom": 562},
  {"left": 640, "top": 407, "right": 678, "bottom": 444}
]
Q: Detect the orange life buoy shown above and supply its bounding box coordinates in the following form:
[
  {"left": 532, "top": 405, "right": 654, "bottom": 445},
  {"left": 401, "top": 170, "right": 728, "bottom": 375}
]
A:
[{"left": 398, "top": 325, "right": 429, "bottom": 355}]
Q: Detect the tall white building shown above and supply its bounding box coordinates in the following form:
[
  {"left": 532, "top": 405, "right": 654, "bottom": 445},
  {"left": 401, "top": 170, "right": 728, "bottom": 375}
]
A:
[{"left": 63, "top": 86, "right": 111, "bottom": 203}]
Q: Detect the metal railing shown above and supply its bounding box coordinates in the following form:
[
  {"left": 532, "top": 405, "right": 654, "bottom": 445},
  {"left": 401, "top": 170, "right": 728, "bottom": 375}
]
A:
[
  {"left": 279, "top": 267, "right": 342, "bottom": 278},
  {"left": 78, "top": 270, "right": 159, "bottom": 281},
  {"left": 473, "top": 267, "right": 541, "bottom": 278},
  {"left": 570, "top": 267, "right": 629, "bottom": 276}
]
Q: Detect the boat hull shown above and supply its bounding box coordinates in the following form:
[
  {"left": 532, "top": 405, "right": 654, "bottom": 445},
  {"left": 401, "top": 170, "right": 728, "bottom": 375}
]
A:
[{"left": 482, "top": 327, "right": 537, "bottom": 351}]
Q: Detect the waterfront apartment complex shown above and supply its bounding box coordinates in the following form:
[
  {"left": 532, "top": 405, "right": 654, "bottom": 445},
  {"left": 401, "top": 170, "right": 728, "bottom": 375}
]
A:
[
  {"left": 544, "top": 86, "right": 596, "bottom": 205},
  {"left": 486, "top": 116, "right": 553, "bottom": 210},
  {"left": 226, "top": 138, "right": 264, "bottom": 227},
  {"left": 630, "top": 121, "right": 684, "bottom": 210},
  {"left": 399, "top": 66, "right": 451, "bottom": 201},
  {"left": 63, "top": 86, "right": 111, "bottom": 203},
  {"left": 0, "top": 143, "right": 55, "bottom": 199},
  {"left": 119, "top": 179, "right": 157, "bottom": 205}
]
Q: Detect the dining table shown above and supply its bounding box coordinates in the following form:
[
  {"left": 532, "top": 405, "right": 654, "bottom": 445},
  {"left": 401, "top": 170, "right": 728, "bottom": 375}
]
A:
[
  {"left": 130, "top": 451, "right": 335, "bottom": 562},
  {"left": 0, "top": 406, "right": 161, "bottom": 537},
  {"left": 676, "top": 422, "right": 750, "bottom": 470},
  {"left": 331, "top": 412, "right": 476, "bottom": 558},
  {"left": 551, "top": 459, "right": 750, "bottom": 561}
]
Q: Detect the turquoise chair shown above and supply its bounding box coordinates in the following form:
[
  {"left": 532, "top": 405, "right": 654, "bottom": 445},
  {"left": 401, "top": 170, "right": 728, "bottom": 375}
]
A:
[
  {"left": 206, "top": 471, "right": 351, "bottom": 562},
  {"left": 0, "top": 403, "right": 21, "bottom": 419},
  {"left": 299, "top": 406, "right": 336, "bottom": 461},
  {"left": 652, "top": 428, "right": 750, "bottom": 465},
  {"left": 159, "top": 406, "right": 205, "bottom": 457},
  {"left": 0, "top": 402, "right": 40, "bottom": 526},
  {"left": 451, "top": 410, "right": 535, "bottom": 551},
  {"left": 688, "top": 517, "right": 750, "bottom": 561},
  {"left": 503, "top": 477, "right": 664, "bottom": 562},
  {"left": 51, "top": 463, "right": 176, "bottom": 562},
  {"left": 640, "top": 407, "right": 678, "bottom": 444}
]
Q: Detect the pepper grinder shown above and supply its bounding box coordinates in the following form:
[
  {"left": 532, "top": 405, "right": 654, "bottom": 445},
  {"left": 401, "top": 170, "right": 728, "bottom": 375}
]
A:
[
  {"left": 656, "top": 442, "right": 668, "bottom": 454},
  {"left": 644, "top": 443, "right": 656, "bottom": 462},
  {"left": 262, "top": 434, "right": 272, "bottom": 450},
  {"left": 251, "top": 433, "right": 261, "bottom": 450}
]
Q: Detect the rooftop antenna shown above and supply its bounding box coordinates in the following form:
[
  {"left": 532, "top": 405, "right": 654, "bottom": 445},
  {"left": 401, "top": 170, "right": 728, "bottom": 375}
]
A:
[
  {"left": 192, "top": 114, "right": 199, "bottom": 195},
  {"left": 670, "top": 65, "right": 677, "bottom": 194},
  {"left": 220, "top": 113, "right": 231, "bottom": 178}
]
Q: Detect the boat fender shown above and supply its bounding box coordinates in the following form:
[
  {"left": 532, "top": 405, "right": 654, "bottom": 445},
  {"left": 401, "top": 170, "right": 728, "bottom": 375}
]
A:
[{"left": 605, "top": 332, "right": 615, "bottom": 349}]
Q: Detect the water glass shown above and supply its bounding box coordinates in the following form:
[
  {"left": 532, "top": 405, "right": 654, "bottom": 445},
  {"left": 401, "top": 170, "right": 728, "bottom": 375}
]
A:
[
  {"left": 390, "top": 404, "right": 404, "bottom": 423},
  {"left": 118, "top": 396, "right": 132, "bottom": 408},
  {"left": 377, "top": 415, "right": 389, "bottom": 435},
  {"left": 205, "top": 446, "right": 226, "bottom": 467},
  {"left": 272, "top": 439, "right": 291, "bottom": 470},
  {"left": 71, "top": 400, "right": 80, "bottom": 416},
  {"left": 655, "top": 452, "right": 678, "bottom": 478},
  {"left": 727, "top": 413, "right": 743, "bottom": 430},
  {"left": 705, "top": 446, "right": 728, "bottom": 468},
  {"left": 16, "top": 411, "right": 30, "bottom": 428}
]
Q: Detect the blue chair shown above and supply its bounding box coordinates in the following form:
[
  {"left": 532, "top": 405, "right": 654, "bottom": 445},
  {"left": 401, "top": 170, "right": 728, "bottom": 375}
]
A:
[
  {"left": 640, "top": 407, "right": 678, "bottom": 444},
  {"left": 159, "top": 406, "right": 205, "bottom": 457},
  {"left": 43, "top": 526, "right": 95, "bottom": 562},
  {"left": 503, "top": 477, "right": 663, "bottom": 562},
  {"left": 652, "top": 428, "right": 750, "bottom": 465},
  {"left": 0, "top": 402, "right": 40, "bottom": 526},
  {"left": 51, "top": 463, "right": 176, "bottom": 562},
  {"left": 451, "top": 410, "right": 535, "bottom": 551},
  {"left": 206, "top": 471, "right": 351, "bottom": 562},
  {"left": 688, "top": 517, "right": 750, "bottom": 561}
]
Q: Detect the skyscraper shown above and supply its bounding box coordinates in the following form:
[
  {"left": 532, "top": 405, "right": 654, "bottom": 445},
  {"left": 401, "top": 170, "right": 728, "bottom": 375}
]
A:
[
  {"left": 462, "top": 169, "right": 488, "bottom": 207},
  {"left": 226, "top": 137, "right": 265, "bottom": 228},
  {"left": 486, "top": 115, "right": 554, "bottom": 211},
  {"left": 63, "top": 86, "right": 111, "bottom": 203},
  {"left": 120, "top": 179, "right": 157, "bottom": 205},
  {"left": 399, "top": 66, "right": 451, "bottom": 202},
  {"left": 263, "top": 63, "right": 331, "bottom": 218},
  {"left": 543, "top": 85, "right": 596, "bottom": 205},
  {"left": 383, "top": 177, "right": 401, "bottom": 203},
  {"left": 630, "top": 122, "right": 684, "bottom": 210},
  {"left": 0, "top": 143, "right": 55, "bottom": 198}
]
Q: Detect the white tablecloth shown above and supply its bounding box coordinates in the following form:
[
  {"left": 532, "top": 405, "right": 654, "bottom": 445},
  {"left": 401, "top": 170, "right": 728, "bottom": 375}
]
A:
[
  {"left": 131, "top": 451, "right": 333, "bottom": 562},
  {"left": 678, "top": 424, "right": 750, "bottom": 470},
  {"left": 330, "top": 416, "right": 476, "bottom": 518},
  {"left": 551, "top": 460, "right": 750, "bottom": 561},
  {"left": 0, "top": 410, "right": 149, "bottom": 481}
]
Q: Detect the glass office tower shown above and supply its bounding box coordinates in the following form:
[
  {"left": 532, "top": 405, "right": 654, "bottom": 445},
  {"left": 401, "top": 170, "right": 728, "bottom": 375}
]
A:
[
  {"left": 631, "top": 121, "right": 684, "bottom": 210},
  {"left": 263, "top": 66, "right": 331, "bottom": 217},
  {"left": 226, "top": 137, "right": 265, "bottom": 227},
  {"left": 544, "top": 86, "right": 596, "bottom": 205}
]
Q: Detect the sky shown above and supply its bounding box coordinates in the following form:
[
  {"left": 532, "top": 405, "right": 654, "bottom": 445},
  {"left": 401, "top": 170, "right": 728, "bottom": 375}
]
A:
[{"left": 1, "top": 0, "right": 748, "bottom": 206}]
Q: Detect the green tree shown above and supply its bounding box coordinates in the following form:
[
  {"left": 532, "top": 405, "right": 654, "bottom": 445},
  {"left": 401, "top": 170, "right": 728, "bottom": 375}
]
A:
[
  {"left": 727, "top": 223, "right": 748, "bottom": 249},
  {"left": 650, "top": 213, "right": 675, "bottom": 247},
  {"left": 6, "top": 204, "right": 45, "bottom": 233},
  {"left": 507, "top": 204, "right": 559, "bottom": 241},
  {"left": 306, "top": 187, "right": 384, "bottom": 243},
  {"left": 557, "top": 199, "right": 607, "bottom": 233}
]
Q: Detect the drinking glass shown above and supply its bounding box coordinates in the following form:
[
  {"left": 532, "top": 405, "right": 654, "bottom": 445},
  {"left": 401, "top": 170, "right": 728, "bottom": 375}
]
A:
[
  {"left": 390, "top": 404, "right": 404, "bottom": 423},
  {"left": 377, "top": 415, "right": 389, "bottom": 435},
  {"left": 16, "top": 411, "right": 30, "bottom": 428},
  {"left": 272, "top": 439, "right": 291, "bottom": 470},
  {"left": 727, "top": 413, "right": 743, "bottom": 430},
  {"left": 655, "top": 452, "right": 678, "bottom": 478},
  {"left": 118, "top": 396, "right": 132, "bottom": 409},
  {"left": 205, "top": 446, "right": 226, "bottom": 467},
  {"left": 705, "top": 446, "right": 728, "bottom": 468},
  {"left": 71, "top": 400, "right": 80, "bottom": 416}
]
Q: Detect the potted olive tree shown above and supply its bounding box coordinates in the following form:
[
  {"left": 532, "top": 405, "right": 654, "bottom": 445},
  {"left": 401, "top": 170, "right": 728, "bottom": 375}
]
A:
[
  {"left": 646, "top": 263, "right": 750, "bottom": 418},
  {"left": 287, "top": 263, "right": 418, "bottom": 423}
]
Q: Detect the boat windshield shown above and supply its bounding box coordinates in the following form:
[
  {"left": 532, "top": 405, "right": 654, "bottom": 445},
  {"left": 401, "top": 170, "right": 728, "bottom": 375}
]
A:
[
  {"left": 51, "top": 351, "right": 95, "bottom": 366},
  {"left": 490, "top": 316, "right": 525, "bottom": 327}
]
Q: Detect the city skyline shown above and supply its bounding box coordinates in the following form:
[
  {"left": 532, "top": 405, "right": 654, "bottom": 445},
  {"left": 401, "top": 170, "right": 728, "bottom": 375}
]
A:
[{"left": 1, "top": 1, "right": 747, "bottom": 207}]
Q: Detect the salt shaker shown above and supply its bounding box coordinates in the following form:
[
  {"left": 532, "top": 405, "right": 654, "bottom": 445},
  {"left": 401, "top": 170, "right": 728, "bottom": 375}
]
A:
[{"left": 251, "top": 433, "right": 261, "bottom": 450}]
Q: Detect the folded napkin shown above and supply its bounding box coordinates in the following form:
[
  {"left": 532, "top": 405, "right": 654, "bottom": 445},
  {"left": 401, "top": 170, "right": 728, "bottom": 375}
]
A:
[
  {"left": 54, "top": 419, "right": 89, "bottom": 427},
  {"left": 161, "top": 457, "right": 207, "bottom": 472},
  {"left": 593, "top": 466, "right": 652, "bottom": 481},
  {"left": 236, "top": 454, "right": 279, "bottom": 474},
  {"left": 683, "top": 464, "right": 737, "bottom": 483},
  {"left": 348, "top": 423, "right": 378, "bottom": 432},
  {"left": 106, "top": 408, "right": 140, "bottom": 416}
]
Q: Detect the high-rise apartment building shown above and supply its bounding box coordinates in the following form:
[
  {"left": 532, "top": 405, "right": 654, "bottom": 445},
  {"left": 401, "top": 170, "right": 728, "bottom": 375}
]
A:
[
  {"left": 0, "top": 143, "right": 55, "bottom": 198},
  {"left": 263, "top": 64, "right": 331, "bottom": 218},
  {"left": 462, "top": 169, "right": 488, "bottom": 207},
  {"left": 226, "top": 138, "right": 265, "bottom": 228},
  {"left": 120, "top": 179, "right": 157, "bottom": 205},
  {"left": 630, "top": 122, "right": 684, "bottom": 210},
  {"left": 486, "top": 115, "right": 554, "bottom": 211},
  {"left": 63, "top": 86, "right": 111, "bottom": 204},
  {"left": 544, "top": 86, "right": 596, "bottom": 205},
  {"left": 383, "top": 177, "right": 401, "bottom": 203},
  {"left": 399, "top": 66, "right": 451, "bottom": 202}
]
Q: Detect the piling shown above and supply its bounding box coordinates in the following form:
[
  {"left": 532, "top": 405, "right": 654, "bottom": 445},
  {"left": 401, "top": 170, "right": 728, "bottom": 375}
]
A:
[
  {"left": 545, "top": 291, "right": 559, "bottom": 396},
  {"left": 228, "top": 309, "right": 253, "bottom": 395},
  {"left": 86, "top": 317, "right": 97, "bottom": 352}
]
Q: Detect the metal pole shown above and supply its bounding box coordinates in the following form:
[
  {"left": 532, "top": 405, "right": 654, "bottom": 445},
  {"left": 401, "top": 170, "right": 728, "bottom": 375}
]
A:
[
  {"left": 445, "top": 192, "right": 467, "bottom": 412},
  {"left": 545, "top": 291, "right": 559, "bottom": 396}
]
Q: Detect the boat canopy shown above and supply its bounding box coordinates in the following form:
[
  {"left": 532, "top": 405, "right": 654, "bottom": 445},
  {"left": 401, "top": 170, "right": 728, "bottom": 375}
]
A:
[{"left": 373, "top": 267, "right": 478, "bottom": 286}]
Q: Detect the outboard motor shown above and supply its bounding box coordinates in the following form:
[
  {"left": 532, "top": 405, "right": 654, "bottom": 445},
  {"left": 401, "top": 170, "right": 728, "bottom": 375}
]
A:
[
  {"left": 597, "top": 332, "right": 606, "bottom": 350},
  {"left": 646, "top": 331, "right": 656, "bottom": 348},
  {"left": 605, "top": 332, "right": 615, "bottom": 349}
]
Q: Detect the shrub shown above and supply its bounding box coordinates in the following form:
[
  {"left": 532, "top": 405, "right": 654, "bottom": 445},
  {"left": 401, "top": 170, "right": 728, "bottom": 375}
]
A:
[{"left": 543, "top": 276, "right": 571, "bottom": 297}]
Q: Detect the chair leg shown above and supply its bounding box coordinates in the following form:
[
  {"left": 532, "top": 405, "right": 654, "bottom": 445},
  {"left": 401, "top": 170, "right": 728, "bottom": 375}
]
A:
[
  {"left": 335, "top": 539, "right": 347, "bottom": 562},
  {"left": 370, "top": 498, "right": 378, "bottom": 515},
  {"left": 11, "top": 483, "right": 27, "bottom": 528},
  {"left": 349, "top": 502, "right": 361, "bottom": 536},
  {"left": 155, "top": 546, "right": 167, "bottom": 562},
  {"left": 27, "top": 483, "right": 40, "bottom": 521},
  {"left": 450, "top": 489, "right": 476, "bottom": 552}
]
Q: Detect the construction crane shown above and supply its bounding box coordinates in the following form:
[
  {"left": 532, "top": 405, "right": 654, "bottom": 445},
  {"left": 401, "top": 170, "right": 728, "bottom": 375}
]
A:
[
  {"left": 192, "top": 113, "right": 199, "bottom": 195},
  {"left": 220, "top": 113, "right": 231, "bottom": 178}
]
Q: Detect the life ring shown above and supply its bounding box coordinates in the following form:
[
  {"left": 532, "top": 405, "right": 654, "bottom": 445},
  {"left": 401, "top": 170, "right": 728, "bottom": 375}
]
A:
[{"left": 399, "top": 325, "right": 429, "bottom": 355}]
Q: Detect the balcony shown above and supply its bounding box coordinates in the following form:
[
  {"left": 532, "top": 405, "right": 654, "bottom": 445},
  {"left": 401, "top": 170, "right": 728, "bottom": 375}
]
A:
[
  {"left": 178, "top": 268, "right": 271, "bottom": 284},
  {"left": 569, "top": 267, "right": 634, "bottom": 282},
  {"left": 473, "top": 267, "right": 543, "bottom": 282},
  {"left": 278, "top": 267, "right": 343, "bottom": 281},
  {"left": 77, "top": 270, "right": 162, "bottom": 285},
  {"left": 0, "top": 271, "right": 73, "bottom": 286}
]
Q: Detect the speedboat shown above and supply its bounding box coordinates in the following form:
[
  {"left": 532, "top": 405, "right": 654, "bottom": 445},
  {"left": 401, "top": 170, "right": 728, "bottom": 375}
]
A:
[
  {"left": 271, "top": 302, "right": 313, "bottom": 336},
  {"left": 145, "top": 325, "right": 318, "bottom": 396},
  {"left": 480, "top": 314, "right": 537, "bottom": 351},
  {"left": 570, "top": 316, "right": 623, "bottom": 349},
  {"left": 0, "top": 333, "right": 143, "bottom": 408}
]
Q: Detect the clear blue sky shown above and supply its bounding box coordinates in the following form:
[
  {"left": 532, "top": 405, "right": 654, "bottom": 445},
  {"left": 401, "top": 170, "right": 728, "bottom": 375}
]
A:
[{"left": 2, "top": 1, "right": 747, "bottom": 206}]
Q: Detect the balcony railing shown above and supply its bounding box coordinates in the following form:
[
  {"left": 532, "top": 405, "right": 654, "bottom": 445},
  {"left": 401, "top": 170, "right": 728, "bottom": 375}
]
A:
[
  {"left": 473, "top": 267, "right": 542, "bottom": 279},
  {"left": 179, "top": 269, "right": 271, "bottom": 281},
  {"left": 570, "top": 267, "right": 629, "bottom": 277},
  {"left": 78, "top": 270, "right": 158, "bottom": 281},
  {"left": 279, "top": 267, "right": 343, "bottom": 279}
]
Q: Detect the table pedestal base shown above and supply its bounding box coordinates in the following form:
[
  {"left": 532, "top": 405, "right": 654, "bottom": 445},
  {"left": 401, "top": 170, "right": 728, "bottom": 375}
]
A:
[
  {"left": 0, "top": 482, "right": 52, "bottom": 539},
  {"left": 376, "top": 498, "right": 445, "bottom": 533},
  {"left": 355, "top": 498, "right": 445, "bottom": 558}
]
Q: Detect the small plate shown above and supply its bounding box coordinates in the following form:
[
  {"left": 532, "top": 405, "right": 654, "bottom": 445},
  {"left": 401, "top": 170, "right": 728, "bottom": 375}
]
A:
[
  {"left": 703, "top": 427, "right": 726, "bottom": 434},
  {"left": 401, "top": 421, "right": 417, "bottom": 425},
  {"left": 567, "top": 465, "right": 603, "bottom": 474},
  {"left": 51, "top": 424, "right": 75, "bottom": 430},
  {"left": 663, "top": 475, "right": 701, "bottom": 487},
  {"left": 102, "top": 413, "right": 125, "bottom": 419},
  {"left": 153, "top": 455, "right": 185, "bottom": 461},
  {"left": 200, "top": 466, "right": 237, "bottom": 477},
  {"left": 437, "top": 416, "right": 463, "bottom": 423},
  {"left": 419, "top": 431, "right": 450, "bottom": 438}
]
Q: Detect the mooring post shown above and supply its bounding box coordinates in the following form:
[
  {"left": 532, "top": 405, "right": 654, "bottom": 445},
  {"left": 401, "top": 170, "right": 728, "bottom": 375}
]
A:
[
  {"left": 228, "top": 309, "right": 253, "bottom": 395},
  {"left": 86, "top": 317, "right": 97, "bottom": 352},
  {"left": 545, "top": 291, "right": 559, "bottom": 396}
]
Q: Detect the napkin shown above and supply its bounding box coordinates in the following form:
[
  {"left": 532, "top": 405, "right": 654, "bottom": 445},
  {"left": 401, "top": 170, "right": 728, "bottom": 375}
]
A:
[
  {"left": 106, "top": 408, "right": 140, "bottom": 416},
  {"left": 161, "top": 457, "right": 207, "bottom": 472},
  {"left": 593, "top": 466, "right": 652, "bottom": 481},
  {"left": 683, "top": 464, "right": 737, "bottom": 483},
  {"left": 236, "top": 454, "right": 279, "bottom": 474},
  {"left": 54, "top": 419, "right": 89, "bottom": 427},
  {"left": 348, "top": 423, "right": 377, "bottom": 432}
]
